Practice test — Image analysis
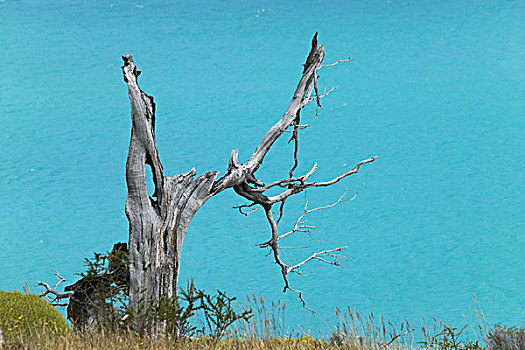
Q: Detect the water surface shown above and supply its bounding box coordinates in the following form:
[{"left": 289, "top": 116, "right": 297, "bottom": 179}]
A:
[{"left": 0, "top": 0, "right": 523, "bottom": 333}]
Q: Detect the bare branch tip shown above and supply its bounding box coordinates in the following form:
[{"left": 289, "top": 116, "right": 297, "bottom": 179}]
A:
[{"left": 228, "top": 149, "right": 240, "bottom": 169}]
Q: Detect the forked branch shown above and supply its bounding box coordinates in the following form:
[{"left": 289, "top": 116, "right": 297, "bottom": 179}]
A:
[
  {"left": 279, "top": 189, "right": 361, "bottom": 241},
  {"left": 287, "top": 247, "right": 348, "bottom": 275},
  {"left": 217, "top": 34, "right": 376, "bottom": 309},
  {"left": 38, "top": 273, "right": 72, "bottom": 306}
]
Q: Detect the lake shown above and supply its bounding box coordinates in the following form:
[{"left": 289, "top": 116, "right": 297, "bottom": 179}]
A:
[{"left": 0, "top": 0, "right": 523, "bottom": 334}]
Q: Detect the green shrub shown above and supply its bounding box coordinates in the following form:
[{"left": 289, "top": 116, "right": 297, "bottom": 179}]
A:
[
  {"left": 122, "top": 280, "right": 253, "bottom": 339},
  {"left": 0, "top": 290, "right": 70, "bottom": 343}
]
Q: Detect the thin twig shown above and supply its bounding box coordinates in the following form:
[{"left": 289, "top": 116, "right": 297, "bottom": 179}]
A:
[
  {"left": 267, "top": 156, "right": 376, "bottom": 204},
  {"left": 287, "top": 247, "right": 347, "bottom": 274},
  {"left": 320, "top": 57, "right": 355, "bottom": 68},
  {"left": 233, "top": 202, "right": 260, "bottom": 216},
  {"left": 278, "top": 188, "right": 361, "bottom": 241},
  {"left": 254, "top": 163, "right": 318, "bottom": 193}
]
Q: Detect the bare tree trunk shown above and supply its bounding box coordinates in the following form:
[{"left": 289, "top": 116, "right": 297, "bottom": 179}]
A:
[
  {"left": 121, "top": 33, "right": 375, "bottom": 320},
  {"left": 122, "top": 59, "right": 218, "bottom": 309}
]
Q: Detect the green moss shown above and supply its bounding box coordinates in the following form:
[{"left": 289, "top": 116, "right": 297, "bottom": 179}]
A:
[{"left": 0, "top": 290, "right": 70, "bottom": 343}]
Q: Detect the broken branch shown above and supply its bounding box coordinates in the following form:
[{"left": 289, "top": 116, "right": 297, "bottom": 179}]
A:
[{"left": 38, "top": 273, "right": 73, "bottom": 305}]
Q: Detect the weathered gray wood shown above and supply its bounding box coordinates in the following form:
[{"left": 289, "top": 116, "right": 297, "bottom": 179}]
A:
[
  {"left": 122, "top": 56, "right": 218, "bottom": 313},
  {"left": 121, "top": 33, "right": 375, "bottom": 321}
]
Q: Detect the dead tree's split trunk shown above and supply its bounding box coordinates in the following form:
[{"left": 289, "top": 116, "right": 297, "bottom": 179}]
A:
[
  {"left": 122, "top": 56, "right": 218, "bottom": 311},
  {"left": 122, "top": 33, "right": 375, "bottom": 317}
]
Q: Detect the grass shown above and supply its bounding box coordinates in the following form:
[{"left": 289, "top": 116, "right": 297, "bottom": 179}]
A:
[
  {"left": 0, "top": 292, "right": 522, "bottom": 350},
  {"left": 0, "top": 331, "right": 417, "bottom": 349}
]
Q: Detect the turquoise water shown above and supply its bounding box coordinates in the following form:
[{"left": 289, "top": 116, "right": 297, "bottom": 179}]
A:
[{"left": 1, "top": 0, "right": 523, "bottom": 333}]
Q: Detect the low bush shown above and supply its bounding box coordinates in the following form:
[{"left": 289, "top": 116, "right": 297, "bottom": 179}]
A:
[{"left": 0, "top": 290, "right": 70, "bottom": 344}]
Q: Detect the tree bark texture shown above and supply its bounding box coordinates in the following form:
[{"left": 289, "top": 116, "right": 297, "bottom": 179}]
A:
[{"left": 122, "top": 56, "right": 218, "bottom": 309}]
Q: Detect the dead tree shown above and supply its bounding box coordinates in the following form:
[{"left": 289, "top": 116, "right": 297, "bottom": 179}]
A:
[{"left": 122, "top": 32, "right": 376, "bottom": 316}]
